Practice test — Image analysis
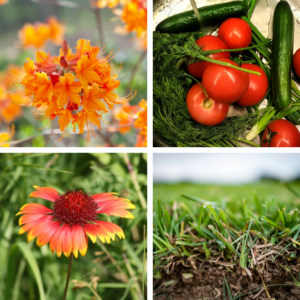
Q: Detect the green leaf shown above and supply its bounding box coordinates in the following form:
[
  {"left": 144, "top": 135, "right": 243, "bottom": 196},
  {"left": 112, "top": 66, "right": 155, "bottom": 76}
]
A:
[{"left": 5, "top": 242, "right": 46, "bottom": 300}]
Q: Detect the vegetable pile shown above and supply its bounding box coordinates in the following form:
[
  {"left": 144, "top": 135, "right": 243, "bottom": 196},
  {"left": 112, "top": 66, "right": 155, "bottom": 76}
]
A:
[{"left": 153, "top": 0, "right": 300, "bottom": 147}]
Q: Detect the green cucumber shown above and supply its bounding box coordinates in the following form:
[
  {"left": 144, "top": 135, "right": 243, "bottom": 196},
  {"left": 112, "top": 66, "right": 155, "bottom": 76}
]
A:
[
  {"left": 156, "top": 1, "right": 248, "bottom": 34},
  {"left": 271, "top": 0, "right": 294, "bottom": 110}
]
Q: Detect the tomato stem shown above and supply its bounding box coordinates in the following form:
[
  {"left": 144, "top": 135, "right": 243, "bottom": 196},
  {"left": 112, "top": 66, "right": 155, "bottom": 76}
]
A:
[
  {"left": 207, "top": 41, "right": 270, "bottom": 55},
  {"left": 195, "top": 55, "right": 261, "bottom": 75},
  {"left": 184, "top": 72, "right": 208, "bottom": 97}
]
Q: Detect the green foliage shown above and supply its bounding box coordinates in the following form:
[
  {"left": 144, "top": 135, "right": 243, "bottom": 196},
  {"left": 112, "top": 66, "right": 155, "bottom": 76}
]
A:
[{"left": 0, "top": 153, "right": 147, "bottom": 300}]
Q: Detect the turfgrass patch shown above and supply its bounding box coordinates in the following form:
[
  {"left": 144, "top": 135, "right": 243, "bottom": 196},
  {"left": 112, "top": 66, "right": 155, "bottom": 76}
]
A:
[{"left": 153, "top": 181, "right": 300, "bottom": 299}]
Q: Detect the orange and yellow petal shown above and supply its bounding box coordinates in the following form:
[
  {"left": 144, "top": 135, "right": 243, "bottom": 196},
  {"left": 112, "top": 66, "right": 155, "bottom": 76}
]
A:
[
  {"left": 29, "top": 186, "right": 59, "bottom": 202},
  {"left": 19, "top": 215, "right": 53, "bottom": 236},
  {"left": 96, "top": 220, "right": 125, "bottom": 240},
  {"left": 71, "top": 224, "right": 88, "bottom": 258},
  {"left": 27, "top": 216, "right": 57, "bottom": 242},
  {"left": 36, "top": 220, "right": 61, "bottom": 247},
  {"left": 16, "top": 203, "right": 53, "bottom": 216},
  {"left": 84, "top": 222, "right": 111, "bottom": 243},
  {"left": 92, "top": 193, "right": 135, "bottom": 218}
]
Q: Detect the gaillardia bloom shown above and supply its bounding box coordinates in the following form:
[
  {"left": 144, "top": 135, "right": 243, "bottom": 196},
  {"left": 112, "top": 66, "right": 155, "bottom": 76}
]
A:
[{"left": 16, "top": 186, "right": 135, "bottom": 258}]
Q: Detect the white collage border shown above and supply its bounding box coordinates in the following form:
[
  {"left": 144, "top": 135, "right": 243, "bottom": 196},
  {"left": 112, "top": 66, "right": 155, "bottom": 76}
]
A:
[{"left": 1, "top": 1, "right": 300, "bottom": 299}]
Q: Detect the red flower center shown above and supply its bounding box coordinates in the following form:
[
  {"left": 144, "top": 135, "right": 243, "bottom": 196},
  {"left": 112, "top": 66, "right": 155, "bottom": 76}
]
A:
[{"left": 53, "top": 190, "right": 98, "bottom": 226}]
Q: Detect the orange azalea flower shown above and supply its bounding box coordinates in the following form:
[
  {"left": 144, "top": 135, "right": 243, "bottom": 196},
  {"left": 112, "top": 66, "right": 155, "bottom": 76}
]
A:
[
  {"left": 0, "top": 124, "right": 14, "bottom": 147},
  {"left": 121, "top": 0, "right": 147, "bottom": 37},
  {"left": 134, "top": 99, "right": 147, "bottom": 147},
  {"left": 19, "top": 17, "right": 65, "bottom": 49},
  {"left": 47, "top": 16, "right": 65, "bottom": 46},
  {"left": 54, "top": 73, "right": 82, "bottom": 108},
  {"left": 90, "top": 0, "right": 127, "bottom": 8},
  {"left": 0, "top": 0, "right": 8, "bottom": 5},
  {"left": 16, "top": 186, "right": 135, "bottom": 258},
  {"left": 76, "top": 52, "right": 100, "bottom": 91},
  {"left": 20, "top": 39, "right": 135, "bottom": 142},
  {"left": 114, "top": 102, "right": 138, "bottom": 134},
  {"left": 33, "top": 72, "right": 53, "bottom": 105},
  {"left": 0, "top": 67, "right": 29, "bottom": 124}
]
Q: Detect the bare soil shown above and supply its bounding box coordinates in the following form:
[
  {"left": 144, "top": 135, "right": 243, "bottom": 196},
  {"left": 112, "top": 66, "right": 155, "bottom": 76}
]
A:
[{"left": 154, "top": 263, "right": 300, "bottom": 300}]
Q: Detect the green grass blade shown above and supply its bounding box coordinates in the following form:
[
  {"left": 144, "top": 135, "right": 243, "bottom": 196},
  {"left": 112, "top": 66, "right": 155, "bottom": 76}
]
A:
[{"left": 5, "top": 242, "right": 46, "bottom": 300}]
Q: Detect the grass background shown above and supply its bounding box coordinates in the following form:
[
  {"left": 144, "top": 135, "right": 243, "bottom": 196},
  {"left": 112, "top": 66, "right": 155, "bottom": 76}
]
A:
[
  {"left": 154, "top": 179, "right": 300, "bottom": 210},
  {"left": 0, "top": 153, "right": 147, "bottom": 300}
]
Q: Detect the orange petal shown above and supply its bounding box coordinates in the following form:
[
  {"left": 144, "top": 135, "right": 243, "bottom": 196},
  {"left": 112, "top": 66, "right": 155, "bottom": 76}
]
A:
[
  {"left": 95, "top": 220, "right": 125, "bottom": 240},
  {"left": 16, "top": 203, "right": 53, "bottom": 216},
  {"left": 27, "top": 217, "right": 57, "bottom": 242},
  {"left": 92, "top": 193, "right": 135, "bottom": 218},
  {"left": 36, "top": 220, "right": 61, "bottom": 247},
  {"left": 30, "top": 186, "right": 59, "bottom": 202},
  {"left": 55, "top": 224, "right": 67, "bottom": 257},
  {"left": 49, "top": 225, "right": 65, "bottom": 255},
  {"left": 84, "top": 223, "right": 111, "bottom": 244},
  {"left": 63, "top": 224, "right": 73, "bottom": 257},
  {"left": 71, "top": 224, "right": 88, "bottom": 258}
]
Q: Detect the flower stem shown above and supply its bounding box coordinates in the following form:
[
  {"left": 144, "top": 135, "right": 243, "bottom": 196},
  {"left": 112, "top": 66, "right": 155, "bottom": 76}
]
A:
[{"left": 62, "top": 253, "right": 73, "bottom": 300}]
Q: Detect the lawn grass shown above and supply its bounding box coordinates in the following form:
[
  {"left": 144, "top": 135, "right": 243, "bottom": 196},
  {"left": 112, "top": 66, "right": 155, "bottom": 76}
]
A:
[
  {"left": 153, "top": 180, "right": 300, "bottom": 299},
  {"left": 154, "top": 179, "right": 300, "bottom": 211}
]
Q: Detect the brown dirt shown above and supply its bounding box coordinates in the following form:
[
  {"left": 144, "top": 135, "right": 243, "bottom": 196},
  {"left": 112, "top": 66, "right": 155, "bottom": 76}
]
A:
[{"left": 154, "top": 263, "right": 300, "bottom": 300}]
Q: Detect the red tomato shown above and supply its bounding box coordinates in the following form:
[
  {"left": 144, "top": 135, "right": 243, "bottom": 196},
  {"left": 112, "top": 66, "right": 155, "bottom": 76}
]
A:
[
  {"left": 188, "top": 35, "right": 230, "bottom": 79},
  {"left": 262, "top": 119, "right": 300, "bottom": 147},
  {"left": 202, "top": 58, "right": 250, "bottom": 104},
  {"left": 218, "top": 18, "right": 252, "bottom": 51},
  {"left": 293, "top": 48, "right": 300, "bottom": 78},
  {"left": 236, "top": 64, "right": 269, "bottom": 106},
  {"left": 186, "top": 83, "right": 229, "bottom": 126}
]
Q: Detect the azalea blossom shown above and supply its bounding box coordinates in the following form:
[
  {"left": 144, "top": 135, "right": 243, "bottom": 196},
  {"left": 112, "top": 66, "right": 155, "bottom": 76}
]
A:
[
  {"left": 0, "top": 0, "right": 8, "bottom": 5},
  {"left": 134, "top": 99, "right": 147, "bottom": 147},
  {"left": 16, "top": 186, "right": 135, "bottom": 258},
  {"left": 0, "top": 66, "right": 31, "bottom": 124},
  {"left": 90, "top": 0, "right": 127, "bottom": 9},
  {"left": 20, "top": 39, "right": 135, "bottom": 142},
  {"left": 19, "top": 16, "right": 65, "bottom": 49},
  {"left": 114, "top": 0, "right": 147, "bottom": 50},
  {"left": 114, "top": 99, "right": 147, "bottom": 146},
  {"left": 0, "top": 124, "right": 14, "bottom": 147}
]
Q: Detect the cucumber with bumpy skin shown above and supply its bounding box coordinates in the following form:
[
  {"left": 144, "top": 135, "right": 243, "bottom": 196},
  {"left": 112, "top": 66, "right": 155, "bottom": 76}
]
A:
[
  {"left": 156, "top": 1, "right": 248, "bottom": 34},
  {"left": 271, "top": 0, "right": 294, "bottom": 110}
]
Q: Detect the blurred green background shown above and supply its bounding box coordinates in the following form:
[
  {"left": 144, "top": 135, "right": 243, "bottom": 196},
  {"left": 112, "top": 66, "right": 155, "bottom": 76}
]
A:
[
  {"left": 154, "top": 179, "right": 300, "bottom": 210},
  {"left": 0, "top": 153, "right": 147, "bottom": 300},
  {"left": 0, "top": 0, "right": 147, "bottom": 147}
]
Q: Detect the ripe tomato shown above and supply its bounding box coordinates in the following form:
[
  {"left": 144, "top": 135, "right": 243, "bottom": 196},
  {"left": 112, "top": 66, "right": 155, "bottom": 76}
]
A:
[
  {"left": 293, "top": 48, "right": 300, "bottom": 78},
  {"left": 262, "top": 119, "right": 300, "bottom": 147},
  {"left": 188, "top": 35, "right": 230, "bottom": 79},
  {"left": 202, "top": 58, "right": 249, "bottom": 104},
  {"left": 186, "top": 83, "right": 229, "bottom": 126},
  {"left": 218, "top": 18, "right": 252, "bottom": 51},
  {"left": 236, "top": 64, "right": 269, "bottom": 107}
]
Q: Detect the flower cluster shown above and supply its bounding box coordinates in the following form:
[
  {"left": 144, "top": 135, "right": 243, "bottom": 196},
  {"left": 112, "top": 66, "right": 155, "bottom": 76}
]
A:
[
  {"left": 20, "top": 39, "right": 135, "bottom": 142},
  {"left": 114, "top": 99, "right": 147, "bottom": 147},
  {"left": 19, "top": 17, "right": 65, "bottom": 49},
  {"left": 115, "top": 0, "right": 147, "bottom": 50},
  {"left": 0, "top": 124, "right": 14, "bottom": 147},
  {"left": 0, "top": 65, "right": 31, "bottom": 124},
  {"left": 90, "top": 0, "right": 126, "bottom": 8},
  {"left": 134, "top": 99, "right": 147, "bottom": 147},
  {"left": 0, "top": 0, "right": 8, "bottom": 6},
  {"left": 16, "top": 186, "right": 135, "bottom": 258}
]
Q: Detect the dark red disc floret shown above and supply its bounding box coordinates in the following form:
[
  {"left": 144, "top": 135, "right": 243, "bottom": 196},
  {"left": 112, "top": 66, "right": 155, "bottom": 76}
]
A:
[{"left": 53, "top": 189, "right": 98, "bottom": 226}]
